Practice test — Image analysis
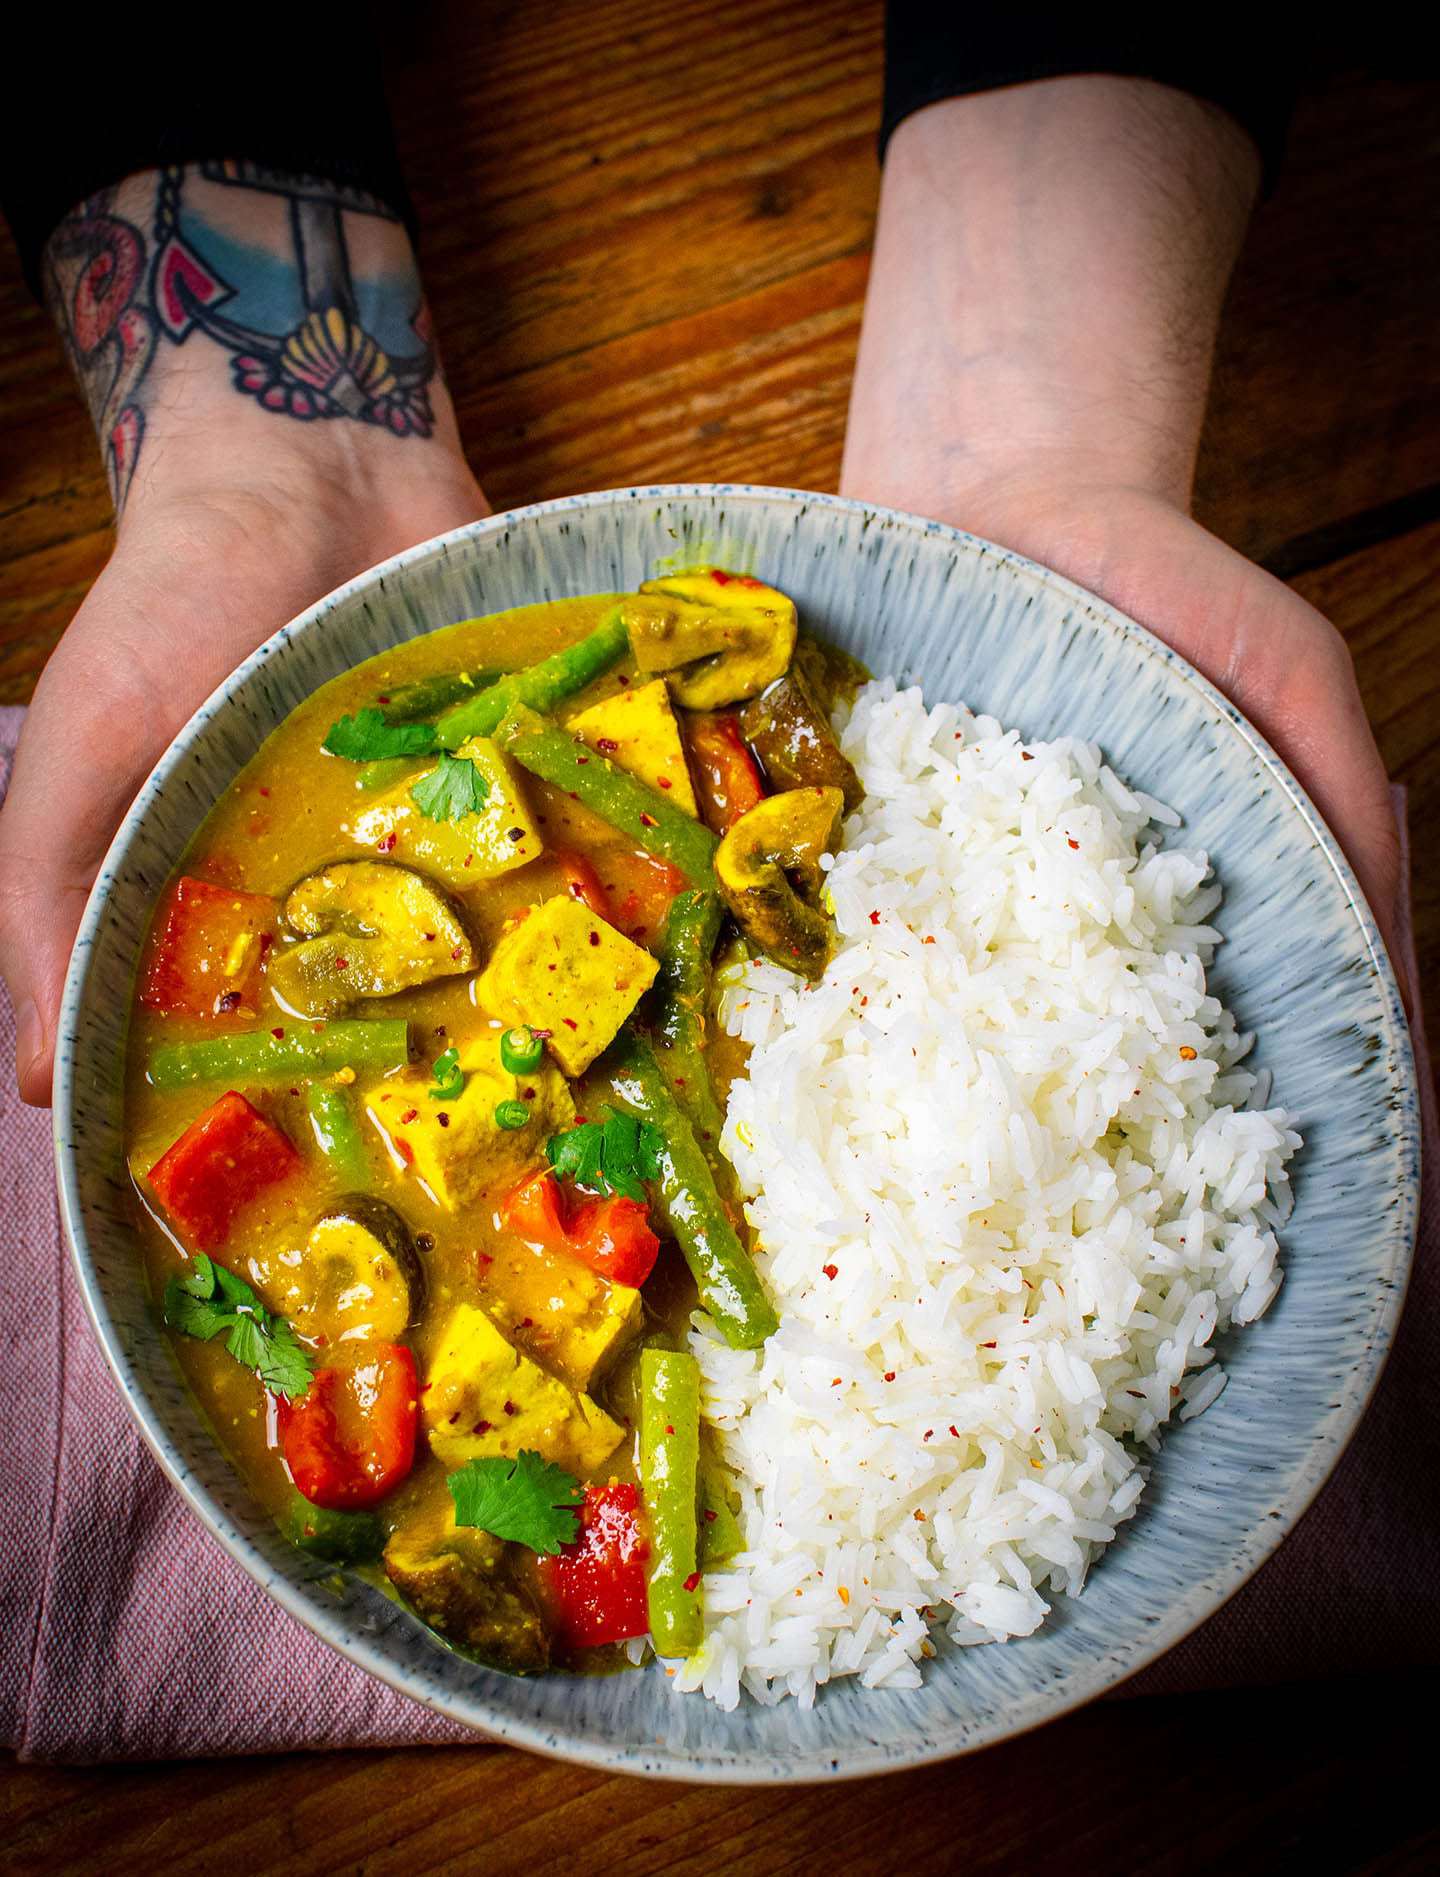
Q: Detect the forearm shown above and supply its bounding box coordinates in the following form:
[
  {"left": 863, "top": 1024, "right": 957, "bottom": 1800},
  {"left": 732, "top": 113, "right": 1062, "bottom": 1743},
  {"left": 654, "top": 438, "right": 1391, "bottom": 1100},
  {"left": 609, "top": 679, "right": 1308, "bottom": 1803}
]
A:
[
  {"left": 43, "top": 162, "right": 475, "bottom": 527},
  {"left": 842, "top": 77, "right": 1260, "bottom": 525}
]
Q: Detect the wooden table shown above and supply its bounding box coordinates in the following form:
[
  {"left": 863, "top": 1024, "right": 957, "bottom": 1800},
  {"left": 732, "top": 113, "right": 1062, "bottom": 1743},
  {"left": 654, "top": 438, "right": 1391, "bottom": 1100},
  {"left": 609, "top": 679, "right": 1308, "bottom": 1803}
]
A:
[{"left": 1, "top": 6, "right": 1435, "bottom": 1869}]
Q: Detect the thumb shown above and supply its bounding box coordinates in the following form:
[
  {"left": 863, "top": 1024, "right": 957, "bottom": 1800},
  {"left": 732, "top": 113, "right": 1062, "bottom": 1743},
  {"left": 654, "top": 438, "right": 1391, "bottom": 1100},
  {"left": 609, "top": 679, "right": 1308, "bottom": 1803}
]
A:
[{"left": 0, "top": 855, "right": 93, "bottom": 1106}]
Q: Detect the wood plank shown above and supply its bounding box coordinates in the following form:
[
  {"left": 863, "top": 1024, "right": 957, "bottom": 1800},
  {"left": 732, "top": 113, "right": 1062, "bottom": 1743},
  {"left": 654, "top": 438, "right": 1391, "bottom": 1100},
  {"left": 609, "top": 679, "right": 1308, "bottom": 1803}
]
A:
[{"left": 3, "top": 1676, "right": 1434, "bottom": 1873}]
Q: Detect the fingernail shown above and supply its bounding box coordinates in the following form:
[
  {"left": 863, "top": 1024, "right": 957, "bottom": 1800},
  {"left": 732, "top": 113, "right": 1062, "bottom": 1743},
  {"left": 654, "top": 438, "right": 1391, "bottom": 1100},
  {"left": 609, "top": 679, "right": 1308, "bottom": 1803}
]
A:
[{"left": 16, "top": 999, "right": 44, "bottom": 1078}]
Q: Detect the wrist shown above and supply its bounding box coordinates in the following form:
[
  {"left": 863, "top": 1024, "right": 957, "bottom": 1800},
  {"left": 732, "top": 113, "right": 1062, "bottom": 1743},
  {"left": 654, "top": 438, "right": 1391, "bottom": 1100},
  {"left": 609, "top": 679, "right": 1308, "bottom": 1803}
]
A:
[
  {"left": 843, "top": 76, "right": 1259, "bottom": 521},
  {"left": 44, "top": 162, "right": 473, "bottom": 522}
]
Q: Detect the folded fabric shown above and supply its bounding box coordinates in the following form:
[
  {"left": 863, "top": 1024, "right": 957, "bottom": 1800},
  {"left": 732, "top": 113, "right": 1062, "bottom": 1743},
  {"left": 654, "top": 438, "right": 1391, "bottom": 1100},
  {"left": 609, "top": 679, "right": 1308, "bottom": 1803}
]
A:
[{"left": 1, "top": 704, "right": 1433, "bottom": 1761}]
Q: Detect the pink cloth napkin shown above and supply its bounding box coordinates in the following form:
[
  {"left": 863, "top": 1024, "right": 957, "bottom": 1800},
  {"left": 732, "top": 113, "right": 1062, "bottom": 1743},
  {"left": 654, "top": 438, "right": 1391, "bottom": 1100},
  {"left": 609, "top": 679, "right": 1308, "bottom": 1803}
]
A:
[{"left": 1, "top": 703, "right": 1434, "bottom": 1762}]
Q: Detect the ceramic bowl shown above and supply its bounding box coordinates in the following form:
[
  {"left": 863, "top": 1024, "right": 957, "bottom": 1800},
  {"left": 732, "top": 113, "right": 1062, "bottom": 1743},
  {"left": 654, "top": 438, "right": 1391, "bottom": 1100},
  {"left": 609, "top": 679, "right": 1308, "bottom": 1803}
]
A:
[{"left": 55, "top": 486, "right": 1420, "bottom": 1781}]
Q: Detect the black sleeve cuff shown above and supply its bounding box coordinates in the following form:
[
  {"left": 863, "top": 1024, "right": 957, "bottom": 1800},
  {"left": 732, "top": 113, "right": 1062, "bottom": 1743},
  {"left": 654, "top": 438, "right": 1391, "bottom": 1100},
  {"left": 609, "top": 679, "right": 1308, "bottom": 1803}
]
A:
[
  {"left": 881, "top": 5, "right": 1295, "bottom": 194},
  {"left": 0, "top": 16, "right": 414, "bottom": 298}
]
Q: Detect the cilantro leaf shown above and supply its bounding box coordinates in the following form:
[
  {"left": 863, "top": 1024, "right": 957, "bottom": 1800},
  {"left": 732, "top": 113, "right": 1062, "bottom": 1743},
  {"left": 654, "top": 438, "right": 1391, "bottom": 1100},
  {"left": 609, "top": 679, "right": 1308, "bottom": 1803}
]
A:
[
  {"left": 546, "top": 1107, "right": 665, "bottom": 1202},
  {"left": 163, "top": 1255, "right": 314, "bottom": 1402},
  {"left": 410, "top": 752, "right": 490, "bottom": 822},
  {"left": 428, "top": 1044, "right": 464, "bottom": 1103},
  {"left": 447, "top": 1450, "right": 584, "bottom": 1555},
  {"left": 323, "top": 708, "right": 440, "bottom": 762}
]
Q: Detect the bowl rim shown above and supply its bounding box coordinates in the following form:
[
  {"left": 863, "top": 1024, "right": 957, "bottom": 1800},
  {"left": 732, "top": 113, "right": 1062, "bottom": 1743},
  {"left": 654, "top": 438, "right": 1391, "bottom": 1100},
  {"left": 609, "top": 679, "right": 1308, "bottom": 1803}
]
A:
[{"left": 54, "top": 482, "right": 1421, "bottom": 1782}]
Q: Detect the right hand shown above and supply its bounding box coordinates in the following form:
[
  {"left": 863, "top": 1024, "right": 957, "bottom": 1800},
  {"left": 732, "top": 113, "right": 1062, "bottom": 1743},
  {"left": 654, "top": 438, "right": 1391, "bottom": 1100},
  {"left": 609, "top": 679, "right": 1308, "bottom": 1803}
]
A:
[{"left": 0, "top": 441, "right": 488, "bottom": 1104}]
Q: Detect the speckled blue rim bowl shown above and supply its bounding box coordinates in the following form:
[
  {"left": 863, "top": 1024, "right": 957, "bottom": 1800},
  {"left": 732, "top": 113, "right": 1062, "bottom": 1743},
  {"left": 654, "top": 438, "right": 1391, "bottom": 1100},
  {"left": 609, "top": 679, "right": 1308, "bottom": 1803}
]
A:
[{"left": 55, "top": 486, "right": 1420, "bottom": 1782}]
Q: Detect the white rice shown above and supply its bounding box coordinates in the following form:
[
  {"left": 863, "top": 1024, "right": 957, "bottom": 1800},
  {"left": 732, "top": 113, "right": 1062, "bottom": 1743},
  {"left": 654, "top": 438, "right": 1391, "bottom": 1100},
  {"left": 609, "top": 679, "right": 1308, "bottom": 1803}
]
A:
[{"left": 672, "top": 680, "right": 1301, "bottom": 1710}]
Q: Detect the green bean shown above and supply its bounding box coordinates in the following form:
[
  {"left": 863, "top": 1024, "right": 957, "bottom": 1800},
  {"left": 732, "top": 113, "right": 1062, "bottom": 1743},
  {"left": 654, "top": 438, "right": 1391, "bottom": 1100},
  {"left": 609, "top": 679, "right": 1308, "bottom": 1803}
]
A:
[
  {"left": 305, "top": 1081, "right": 371, "bottom": 1187},
  {"left": 697, "top": 1458, "right": 744, "bottom": 1568},
  {"left": 434, "top": 608, "right": 630, "bottom": 748},
  {"left": 147, "top": 1019, "right": 409, "bottom": 1091},
  {"left": 640, "top": 1347, "right": 703, "bottom": 1655},
  {"left": 650, "top": 890, "right": 726, "bottom": 1151},
  {"left": 354, "top": 756, "right": 427, "bottom": 794},
  {"left": 280, "top": 1490, "right": 385, "bottom": 1564},
  {"left": 608, "top": 1036, "right": 777, "bottom": 1349},
  {"left": 377, "top": 665, "right": 503, "bottom": 722},
  {"left": 496, "top": 706, "right": 718, "bottom": 888}
]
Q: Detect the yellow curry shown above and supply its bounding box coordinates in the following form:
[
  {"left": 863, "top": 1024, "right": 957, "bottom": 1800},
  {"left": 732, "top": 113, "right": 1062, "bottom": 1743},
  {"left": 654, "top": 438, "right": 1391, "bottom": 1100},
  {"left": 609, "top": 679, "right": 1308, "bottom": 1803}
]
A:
[{"left": 126, "top": 570, "right": 863, "bottom": 1672}]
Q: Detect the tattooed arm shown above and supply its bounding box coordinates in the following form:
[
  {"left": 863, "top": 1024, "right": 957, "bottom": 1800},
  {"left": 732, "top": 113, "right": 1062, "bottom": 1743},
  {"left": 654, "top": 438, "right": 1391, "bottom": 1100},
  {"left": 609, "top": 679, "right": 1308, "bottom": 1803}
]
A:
[{"left": 0, "top": 164, "right": 487, "bottom": 1101}]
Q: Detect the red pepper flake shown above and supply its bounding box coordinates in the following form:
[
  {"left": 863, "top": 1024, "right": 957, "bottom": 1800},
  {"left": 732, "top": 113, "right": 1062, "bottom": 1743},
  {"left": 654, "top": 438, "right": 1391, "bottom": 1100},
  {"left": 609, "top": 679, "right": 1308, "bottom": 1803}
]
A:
[
  {"left": 682, "top": 1571, "right": 702, "bottom": 1593},
  {"left": 980, "top": 1340, "right": 997, "bottom": 1349},
  {"left": 271, "top": 1027, "right": 285, "bottom": 1039},
  {"left": 616, "top": 674, "right": 629, "bottom": 686},
  {"left": 665, "top": 1425, "right": 675, "bottom": 1437},
  {"left": 400, "top": 1107, "right": 419, "bottom": 1125},
  {"left": 421, "top": 931, "right": 435, "bottom": 943},
  {"left": 949, "top": 1425, "right": 959, "bottom": 1438},
  {"left": 703, "top": 1508, "right": 718, "bottom": 1523},
  {"left": 562, "top": 1017, "right": 578, "bottom": 1030},
  {"left": 451, "top": 946, "right": 464, "bottom": 960},
  {"left": 521, "top": 1316, "right": 534, "bottom": 1328},
  {"left": 883, "top": 1371, "right": 896, "bottom": 1382},
  {"left": 522, "top": 1086, "right": 536, "bottom": 1100},
  {"left": 1021, "top": 750, "right": 1034, "bottom": 761},
  {"left": 507, "top": 827, "right": 525, "bottom": 842},
  {"left": 437, "top": 1112, "right": 450, "bottom": 1127},
  {"left": 503, "top": 1401, "right": 518, "bottom": 1417},
  {"left": 596, "top": 737, "right": 619, "bottom": 754},
  {"left": 576, "top": 756, "right": 589, "bottom": 765},
  {"left": 377, "top": 832, "right": 397, "bottom": 853},
  {"left": 478, "top": 1252, "right": 494, "bottom": 1266},
  {"left": 395, "top": 1139, "right": 414, "bottom": 1166},
  {"left": 1179, "top": 1045, "right": 1198, "bottom": 1060},
  {"left": 868, "top": 910, "right": 881, "bottom": 925},
  {"left": 376, "top": 695, "right": 391, "bottom": 706},
  {"left": 588, "top": 930, "right": 601, "bottom": 946},
  {"left": 472, "top": 1420, "right": 493, "bottom": 1435},
  {"left": 922, "top": 935, "right": 936, "bottom": 945},
  {"left": 657, "top": 776, "right": 672, "bottom": 789},
  {"left": 639, "top": 812, "right": 659, "bottom": 829},
  {"left": 334, "top": 957, "right": 349, "bottom": 970},
  {"left": 923, "top": 1429, "right": 934, "bottom": 1441},
  {"left": 1067, "top": 838, "right": 1079, "bottom": 850},
  {"left": 464, "top": 855, "right": 473, "bottom": 868},
  {"left": 860, "top": 996, "right": 868, "bottom": 1006},
  {"left": 822, "top": 1264, "right": 839, "bottom": 1281}
]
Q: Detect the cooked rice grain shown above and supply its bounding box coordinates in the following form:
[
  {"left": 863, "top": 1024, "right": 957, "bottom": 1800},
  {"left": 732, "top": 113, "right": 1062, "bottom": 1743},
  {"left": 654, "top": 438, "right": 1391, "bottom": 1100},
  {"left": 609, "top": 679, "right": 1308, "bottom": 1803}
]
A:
[{"left": 676, "top": 681, "right": 1300, "bottom": 1709}]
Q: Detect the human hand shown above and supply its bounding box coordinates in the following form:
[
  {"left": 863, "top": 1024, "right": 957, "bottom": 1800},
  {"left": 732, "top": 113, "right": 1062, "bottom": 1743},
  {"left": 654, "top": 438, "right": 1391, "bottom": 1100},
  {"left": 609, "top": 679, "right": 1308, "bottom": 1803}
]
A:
[
  {"left": 842, "top": 79, "right": 1401, "bottom": 967},
  {"left": 0, "top": 164, "right": 489, "bottom": 1102}
]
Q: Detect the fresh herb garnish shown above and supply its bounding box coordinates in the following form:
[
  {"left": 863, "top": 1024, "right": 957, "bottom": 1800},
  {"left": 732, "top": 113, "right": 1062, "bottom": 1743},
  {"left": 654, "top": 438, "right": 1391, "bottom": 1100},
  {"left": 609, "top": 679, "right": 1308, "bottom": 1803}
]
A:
[
  {"left": 322, "top": 707, "right": 441, "bottom": 763},
  {"left": 428, "top": 1044, "right": 464, "bottom": 1103},
  {"left": 447, "top": 1449, "right": 584, "bottom": 1555},
  {"left": 546, "top": 1107, "right": 665, "bottom": 1203},
  {"left": 409, "top": 751, "right": 490, "bottom": 822},
  {"left": 163, "top": 1252, "right": 313, "bottom": 1401}
]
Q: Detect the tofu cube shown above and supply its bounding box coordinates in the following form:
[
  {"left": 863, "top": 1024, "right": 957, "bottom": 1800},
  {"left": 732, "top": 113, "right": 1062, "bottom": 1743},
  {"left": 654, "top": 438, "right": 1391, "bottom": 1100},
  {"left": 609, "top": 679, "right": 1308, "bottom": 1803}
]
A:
[
  {"left": 568, "top": 679, "right": 699, "bottom": 817},
  {"left": 347, "top": 736, "right": 543, "bottom": 889},
  {"left": 364, "top": 1029, "right": 574, "bottom": 1211},
  {"left": 487, "top": 1242, "right": 643, "bottom": 1391},
  {"left": 475, "top": 894, "right": 658, "bottom": 1077},
  {"left": 423, "top": 1303, "right": 623, "bottom": 1474}
]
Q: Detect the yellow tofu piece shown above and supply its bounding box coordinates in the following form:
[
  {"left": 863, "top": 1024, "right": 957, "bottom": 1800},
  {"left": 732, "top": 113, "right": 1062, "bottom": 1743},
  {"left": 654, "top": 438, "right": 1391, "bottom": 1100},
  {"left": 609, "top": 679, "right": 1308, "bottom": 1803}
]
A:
[
  {"left": 364, "top": 1030, "right": 574, "bottom": 1211},
  {"left": 487, "top": 1241, "right": 643, "bottom": 1391},
  {"left": 347, "top": 737, "right": 543, "bottom": 889},
  {"left": 568, "top": 679, "right": 699, "bottom": 817},
  {"left": 475, "top": 895, "right": 659, "bottom": 1077},
  {"left": 423, "top": 1303, "right": 624, "bottom": 1474}
]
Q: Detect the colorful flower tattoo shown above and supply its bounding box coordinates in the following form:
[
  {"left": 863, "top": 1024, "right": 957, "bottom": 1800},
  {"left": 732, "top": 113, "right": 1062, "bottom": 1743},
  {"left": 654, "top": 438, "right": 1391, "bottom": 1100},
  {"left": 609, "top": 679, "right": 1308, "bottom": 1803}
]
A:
[{"left": 44, "top": 164, "right": 436, "bottom": 509}]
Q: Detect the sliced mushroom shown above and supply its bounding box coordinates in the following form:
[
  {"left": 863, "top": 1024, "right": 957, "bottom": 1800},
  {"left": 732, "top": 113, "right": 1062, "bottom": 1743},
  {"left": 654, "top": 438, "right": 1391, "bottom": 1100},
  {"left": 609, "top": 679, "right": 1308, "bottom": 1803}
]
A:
[
  {"left": 275, "top": 1195, "right": 424, "bottom": 1343},
  {"left": 739, "top": 661, "right": 864, "bottom": 811},
  {"left": 384, "top": 1523, "right": 550, "bottom": 1674},
  {"left": 620, "top": 568, "right": 797, "bottom": 709},
  {"left": 714, "top": 785, "right": 845, "bottom": 980},
  {"left": 267, "top": 860, "right": 475, "bottom": 1017}
]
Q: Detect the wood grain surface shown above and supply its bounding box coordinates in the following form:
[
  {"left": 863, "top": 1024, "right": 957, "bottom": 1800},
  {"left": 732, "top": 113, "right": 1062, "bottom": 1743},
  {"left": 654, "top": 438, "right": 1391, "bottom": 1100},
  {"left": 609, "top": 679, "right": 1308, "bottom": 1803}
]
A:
[{"left": 0, "top": 3, "right": 1435, "bottom": 1868}]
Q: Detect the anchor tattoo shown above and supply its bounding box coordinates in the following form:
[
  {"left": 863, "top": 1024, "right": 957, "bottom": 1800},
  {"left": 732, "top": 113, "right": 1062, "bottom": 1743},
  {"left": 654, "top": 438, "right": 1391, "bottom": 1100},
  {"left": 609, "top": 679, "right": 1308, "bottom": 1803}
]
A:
[{"left": 44, "top": 162, "right": 437, "bottom": 510}]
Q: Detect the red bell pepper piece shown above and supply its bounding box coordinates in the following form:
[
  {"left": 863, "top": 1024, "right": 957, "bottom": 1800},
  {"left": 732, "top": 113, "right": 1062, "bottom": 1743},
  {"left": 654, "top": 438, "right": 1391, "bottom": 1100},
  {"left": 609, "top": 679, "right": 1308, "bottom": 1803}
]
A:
[
  {"left": 140, "top": 876, "right": 275, "bottom": 1019},
  {"left": 280, "top": 1343, "right": 418, "bottom": 1510},
  {"left": 553, "top": 849, "right": 612, "bottom": 921},
  {"left": 501, "top": 1168, "right": 661, "bottom": 1288},
  {"left": 603, "top": 849, "right": 687, "bottom": 945},
  {"left": 685, "top": 714, "right": 765, "bottom": 833},
  {"left": 146, "top": 1091, "right": 299, "bottom": 1249},
  {"left": 537, "top": 1482, "right": 650, "bottom": 1649}
]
